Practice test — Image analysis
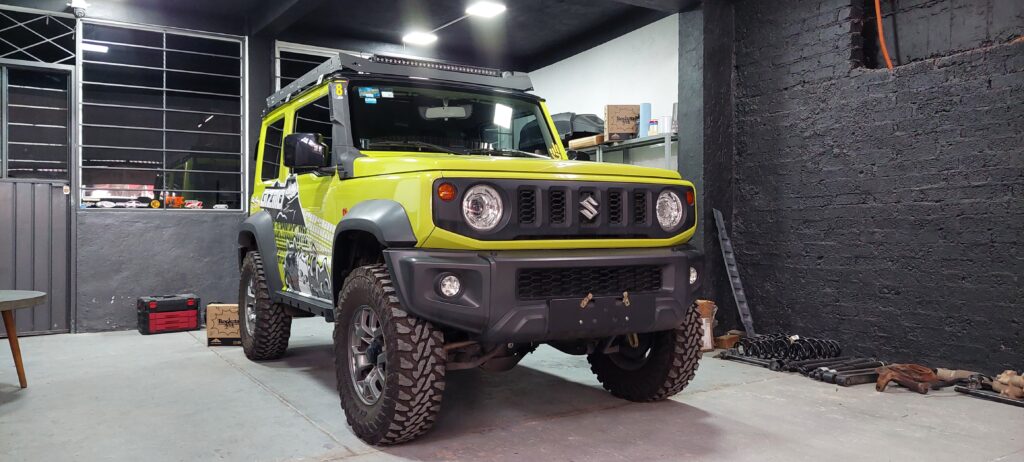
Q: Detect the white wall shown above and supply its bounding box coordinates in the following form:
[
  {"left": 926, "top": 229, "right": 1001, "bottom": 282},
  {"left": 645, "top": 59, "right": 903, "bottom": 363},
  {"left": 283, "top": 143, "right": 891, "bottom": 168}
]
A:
[{"left": 529, "top": 14, "right": 679, "bottom": 122}]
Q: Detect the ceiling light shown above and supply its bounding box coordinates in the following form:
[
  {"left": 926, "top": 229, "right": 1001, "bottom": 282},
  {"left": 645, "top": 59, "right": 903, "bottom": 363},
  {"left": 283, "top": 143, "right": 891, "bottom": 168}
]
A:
[
  {"left": 81, "top": 43, "right": 108, "bottom": 53},
  {"left": 402, "top": 31, "right": 438, "bottom": 46},
  {"left": 466, "top": 1, "right": 506, "bottom": 18}
]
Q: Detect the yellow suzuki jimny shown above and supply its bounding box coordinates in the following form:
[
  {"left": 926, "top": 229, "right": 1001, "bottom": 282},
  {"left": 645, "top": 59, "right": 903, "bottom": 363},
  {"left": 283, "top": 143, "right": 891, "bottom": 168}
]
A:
[{"left": 238, "top": 53, "right": 704, "bottom": 445}]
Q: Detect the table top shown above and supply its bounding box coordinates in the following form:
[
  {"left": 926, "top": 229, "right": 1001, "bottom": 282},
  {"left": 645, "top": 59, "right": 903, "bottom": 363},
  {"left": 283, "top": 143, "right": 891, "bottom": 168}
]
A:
[{"left": 0, "top": 291, "right": 47, "bottom": 311}]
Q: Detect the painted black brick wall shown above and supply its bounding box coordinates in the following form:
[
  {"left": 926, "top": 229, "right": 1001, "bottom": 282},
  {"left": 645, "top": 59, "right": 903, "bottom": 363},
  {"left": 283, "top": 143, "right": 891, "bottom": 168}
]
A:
[{"left": 731, "top": 0, "right": 1023, "bottom": 372}]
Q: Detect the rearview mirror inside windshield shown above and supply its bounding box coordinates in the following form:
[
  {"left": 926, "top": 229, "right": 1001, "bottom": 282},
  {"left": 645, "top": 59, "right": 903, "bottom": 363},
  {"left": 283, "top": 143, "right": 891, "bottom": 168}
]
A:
[{"left": 423, "top": 105, "right": 469, "bottom": 119}]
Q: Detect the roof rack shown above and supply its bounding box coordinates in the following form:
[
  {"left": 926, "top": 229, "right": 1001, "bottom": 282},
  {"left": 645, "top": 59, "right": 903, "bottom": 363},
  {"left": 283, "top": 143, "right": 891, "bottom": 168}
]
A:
[{"left": 265, "top": 52, "right": 534, "bottom": 112}]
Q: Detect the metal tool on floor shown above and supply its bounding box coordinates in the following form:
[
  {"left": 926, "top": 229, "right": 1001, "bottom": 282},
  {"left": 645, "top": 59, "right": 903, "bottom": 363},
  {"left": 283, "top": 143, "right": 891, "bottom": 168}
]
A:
[
  {"left": 955, "top": 385, "right": 1024, "bottom": 409},
  {"left": 714, "top": 349, "right": 773, "bottom": 368},
  {"left": 713, "top": 208, "right": 756, "bottom": 336}
]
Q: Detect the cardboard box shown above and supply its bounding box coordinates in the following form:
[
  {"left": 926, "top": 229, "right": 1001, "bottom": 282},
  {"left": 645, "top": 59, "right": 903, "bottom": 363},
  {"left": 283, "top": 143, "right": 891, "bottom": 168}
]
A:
[
  {"left": 568, "top": 134, "right": 604, "bottom": 150},
  {"left": 206, "top": 303, "right": 241, "bottom": 346},
  {"left": 603, "top": 105, "right": 640, "bottom": 141}
]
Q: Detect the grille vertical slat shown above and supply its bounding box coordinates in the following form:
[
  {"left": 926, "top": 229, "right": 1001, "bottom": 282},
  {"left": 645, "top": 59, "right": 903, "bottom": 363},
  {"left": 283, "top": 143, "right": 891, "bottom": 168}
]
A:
[
  {"left": 550, "top": 189, "right": 566, "bottom": 225},
  {"left": 633, "top": 191, "right": 648, "bottom": 225},
  {"left": 608, "top": 190, "right": 623, "bottom": 225},
  {"left": 518, "top": 189, "right": 536, "bottom": 224}
]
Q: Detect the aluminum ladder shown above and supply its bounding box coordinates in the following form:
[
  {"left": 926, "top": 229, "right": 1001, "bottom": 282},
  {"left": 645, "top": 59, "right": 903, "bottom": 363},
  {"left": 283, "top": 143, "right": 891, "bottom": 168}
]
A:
[{"left": 713, "top": 209, "right": 757, "bottom": 336}]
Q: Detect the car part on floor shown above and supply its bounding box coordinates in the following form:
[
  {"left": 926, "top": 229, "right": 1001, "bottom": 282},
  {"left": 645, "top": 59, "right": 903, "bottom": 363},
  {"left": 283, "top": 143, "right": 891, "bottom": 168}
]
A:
[
  {"left": 712, "top": 209, "right": 756, "bottom": 336},
  {"left": 876, "top": 364, "right": 941, "bottom": 394},
  {"left": 954, "top": 385, "right": 1024, "bottom": 409},
  {"left": 735, "top": 334, "right": 842, "bottom": 361}
]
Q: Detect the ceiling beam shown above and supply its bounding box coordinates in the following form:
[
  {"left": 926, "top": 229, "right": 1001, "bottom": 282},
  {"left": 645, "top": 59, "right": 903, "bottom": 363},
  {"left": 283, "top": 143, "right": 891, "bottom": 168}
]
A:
[
  {"left": 247, "top": 0, "right": 325, "bottom": 37},
  {"left": 605, "top": 0, "right": 700, "bottom": 12}
]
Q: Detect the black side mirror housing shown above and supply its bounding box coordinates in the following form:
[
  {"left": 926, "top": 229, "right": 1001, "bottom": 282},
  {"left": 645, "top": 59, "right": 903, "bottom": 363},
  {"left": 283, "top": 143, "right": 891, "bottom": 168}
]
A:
[
  {"left": 283, "top": 133, "right": 329, "bottom": 171},
  {"left": 568, "top": 150, "right": 592, "bottom": 161}
]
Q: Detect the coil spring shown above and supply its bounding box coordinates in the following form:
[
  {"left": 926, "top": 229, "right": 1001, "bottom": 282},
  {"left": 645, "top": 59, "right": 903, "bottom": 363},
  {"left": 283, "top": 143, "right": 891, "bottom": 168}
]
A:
[{"left": 735, "top": 334, "right": 841, "bottom": 360}]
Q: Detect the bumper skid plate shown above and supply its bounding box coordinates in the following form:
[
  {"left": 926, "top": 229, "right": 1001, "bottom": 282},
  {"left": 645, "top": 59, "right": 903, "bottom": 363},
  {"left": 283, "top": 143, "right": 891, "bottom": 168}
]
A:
[{"left": 384, "top": 246, "right": 702, "bottom": 343}]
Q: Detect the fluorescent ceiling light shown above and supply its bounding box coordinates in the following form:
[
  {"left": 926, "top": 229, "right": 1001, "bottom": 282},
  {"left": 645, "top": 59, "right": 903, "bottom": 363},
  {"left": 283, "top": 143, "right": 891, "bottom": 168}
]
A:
[
  {"left": 466, "top": 1, "right": 506, "bottom": 18},
  {"left": 81, "top": 43, "right": 108, "bottom": 53},
  {"left": 493, "top": 103, "right": 512, "bottom": 129},
  {"left": 402, "top": 31, "right": 438, "bottom": 46}
]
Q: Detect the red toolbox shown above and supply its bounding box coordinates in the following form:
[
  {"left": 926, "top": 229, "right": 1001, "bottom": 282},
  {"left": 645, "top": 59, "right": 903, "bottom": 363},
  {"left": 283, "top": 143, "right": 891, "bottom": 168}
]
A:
[{"left": 137, "top": 294, "right": 200, "bottom": 335}]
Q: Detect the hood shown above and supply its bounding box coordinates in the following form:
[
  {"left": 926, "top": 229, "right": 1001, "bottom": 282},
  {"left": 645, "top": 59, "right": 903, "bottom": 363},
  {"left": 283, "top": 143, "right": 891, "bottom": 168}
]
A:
[{"left": 351, "top": 152, "right": 682, "bottom": 180}]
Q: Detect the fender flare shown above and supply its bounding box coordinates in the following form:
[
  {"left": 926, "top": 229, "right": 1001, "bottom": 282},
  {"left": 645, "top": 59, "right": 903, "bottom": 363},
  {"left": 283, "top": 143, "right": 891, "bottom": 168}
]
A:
[
  {"left": 238, "top": 210, "right": 284, "bottom": 294},
  {"left": 334, "top": 199, "right": 417, "bottom": 248}
]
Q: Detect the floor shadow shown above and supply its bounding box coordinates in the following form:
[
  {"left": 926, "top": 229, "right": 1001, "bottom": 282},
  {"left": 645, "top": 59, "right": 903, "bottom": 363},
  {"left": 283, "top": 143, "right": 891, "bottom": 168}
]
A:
[{"left": 0, "top": 383, "right": 24, "bottom": 406}]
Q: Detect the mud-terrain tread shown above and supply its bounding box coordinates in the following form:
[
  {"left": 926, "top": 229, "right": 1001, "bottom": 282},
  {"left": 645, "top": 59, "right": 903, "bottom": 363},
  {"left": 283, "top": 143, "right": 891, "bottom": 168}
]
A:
[
  {"left": 334, "top": 264, "right": 446, "bottom": 445},
  {"left": 587, "top": 305, "right": 702, "bottom": 401},
  {"left": 239, "top": 251, "right": 291, "bottom": 360}
]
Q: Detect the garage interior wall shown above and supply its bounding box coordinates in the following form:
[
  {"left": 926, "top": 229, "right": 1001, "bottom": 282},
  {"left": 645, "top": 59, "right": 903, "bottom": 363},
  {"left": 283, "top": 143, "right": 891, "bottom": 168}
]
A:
[
  {"left": 729, "top": 0, "right": 1023, "bottom": 372},
  {"left": 529, "top": 14, "right": 679, "bottom": 119}
]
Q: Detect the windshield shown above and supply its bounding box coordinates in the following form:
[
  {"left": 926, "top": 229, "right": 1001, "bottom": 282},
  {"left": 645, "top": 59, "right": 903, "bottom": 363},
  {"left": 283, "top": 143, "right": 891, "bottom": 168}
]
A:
[{"left": 348, "top": 81, "right": 557, "bottom": 158}]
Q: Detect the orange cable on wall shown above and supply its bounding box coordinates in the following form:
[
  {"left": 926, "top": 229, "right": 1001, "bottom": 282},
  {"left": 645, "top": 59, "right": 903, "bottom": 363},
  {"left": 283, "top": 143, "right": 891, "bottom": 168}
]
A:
[{"left": 874, "top": 0, "right": 894, "bottom": 70}]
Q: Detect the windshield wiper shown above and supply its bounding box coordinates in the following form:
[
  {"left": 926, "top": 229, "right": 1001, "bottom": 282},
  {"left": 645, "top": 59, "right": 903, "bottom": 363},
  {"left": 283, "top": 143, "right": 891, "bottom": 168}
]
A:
[
  {"left": 467, "top": 148, "right": 550, "bottom": 159},
  {"left": 365, "top": 140, "right": 468, "bottom": 156}
]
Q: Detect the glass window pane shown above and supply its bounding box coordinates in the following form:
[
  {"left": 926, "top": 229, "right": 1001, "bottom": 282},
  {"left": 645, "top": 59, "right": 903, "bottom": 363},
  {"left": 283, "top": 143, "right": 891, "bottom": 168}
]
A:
[
  {"left": 261, "top": 119, "right": 285, "bottom": 181},
  {"left": 83, "top": 24, "right": 162, "bottom": 47},
  {"left": 166, "top": 51, "right": 239, "bottom": 76},
  {"left": 83, "top": 62, "right": 163, "bottom": 88},
  {"left": 166, "top": 71, "right": 239, "bottom": 96},
  {"left": 166, "top": 90, "right": 240, "bottom": 114},
  {"left": 84, "top": 43, "right": 162, "bottom": 67},
  {"left": 82, "top": 147, "right": 163, "bottom": 169},
  {"left": 166, "top": 111, "right": 239, "bottom": 134},
  {"left": 83, "top": 126, "right": 163, "bottom": 149},
  {"left": 166, "top": 152, "right": 241, "bottom": 173},
  {"left": 81, "top": 168, "right": 162, "bottom": 194},
  {"left": 166, "top": 35, "right": 239, "bottom": 57},
  {"left": 5, "top": 69, "right": 70, "bottom": 180},
  {"left": 83, "top": 105, "right": 163, "bottom": 128},
  {"left": 83, "top": 83, "right": 162, "bottom": 108},
  {"left": 161, "top": 191, "right": 240, "bottom": 210},
  {"left": 164, "top": 171, "right": 241, "bottom": 192},
  {"left": 294, "top": 96, "right": 333, "bottom": 147},
  {"left": 166, "top": 131, "right": 240, "bottom": 154}
]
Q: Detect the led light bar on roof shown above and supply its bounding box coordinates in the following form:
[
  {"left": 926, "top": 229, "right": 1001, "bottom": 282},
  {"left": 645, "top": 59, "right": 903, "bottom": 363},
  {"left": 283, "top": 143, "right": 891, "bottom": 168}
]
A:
[{"left": 370, "top": 55, "right": 503, "bottom": 77}]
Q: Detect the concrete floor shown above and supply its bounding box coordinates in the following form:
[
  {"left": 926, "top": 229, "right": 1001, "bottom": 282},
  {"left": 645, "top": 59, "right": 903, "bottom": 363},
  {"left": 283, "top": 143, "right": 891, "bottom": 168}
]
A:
[{"left": 1, "top": 319, "right": 1021, "bottom": 462}]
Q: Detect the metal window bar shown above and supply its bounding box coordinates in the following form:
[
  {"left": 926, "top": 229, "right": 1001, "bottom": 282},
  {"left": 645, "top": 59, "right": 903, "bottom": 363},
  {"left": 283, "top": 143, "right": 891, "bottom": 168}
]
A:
[
  {"left": 82, "top": 60, "right": 242, "bottom": 79},
  {"left": 79, "top": 20, "right": 246, "bottom": 211},
  {"left": 81, "top": 39, "right": 242, "bottom": 60},
  {"left": 0, "top": 10, "right": 76, "bottom": 64}
]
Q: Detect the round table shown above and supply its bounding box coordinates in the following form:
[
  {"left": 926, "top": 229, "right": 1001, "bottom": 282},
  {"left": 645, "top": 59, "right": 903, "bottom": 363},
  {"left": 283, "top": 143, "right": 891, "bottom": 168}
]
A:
[{"left": 0, "top": 290, "right": 46, "bottom": 388}]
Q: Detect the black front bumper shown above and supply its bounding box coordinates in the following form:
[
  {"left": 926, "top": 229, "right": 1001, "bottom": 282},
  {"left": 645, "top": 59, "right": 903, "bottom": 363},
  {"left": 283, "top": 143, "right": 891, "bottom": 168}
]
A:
[{"left": 384, "top": 246, "right": 703, "bottom": 343}]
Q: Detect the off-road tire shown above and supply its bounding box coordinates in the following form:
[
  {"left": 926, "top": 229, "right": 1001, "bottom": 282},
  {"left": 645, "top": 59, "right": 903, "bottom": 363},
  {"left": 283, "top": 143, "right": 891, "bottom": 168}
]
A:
[
  {"left": 587, "top": 305, "right": 702, "bottom": 401},
  {"left": 334, "top": 264, "right": 446, "bottom": 445},
  {"left": 239, "top": 251, "right": 292, "bottom": 360}
]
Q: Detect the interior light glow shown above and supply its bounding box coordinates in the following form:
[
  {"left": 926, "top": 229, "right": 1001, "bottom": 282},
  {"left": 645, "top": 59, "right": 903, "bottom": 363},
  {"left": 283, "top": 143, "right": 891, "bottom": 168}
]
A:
[
  {"left": 493, "top": 103, "right": 512, "bottom": 129},
  {"left": 466, "top": 1, "right": 507, "bottom": 18},
  {"left": 402, "top": 31, "right": 438, "bottom": 46},
  {"left": 81, "top": 43, "right": 109, "bottom": 53}
]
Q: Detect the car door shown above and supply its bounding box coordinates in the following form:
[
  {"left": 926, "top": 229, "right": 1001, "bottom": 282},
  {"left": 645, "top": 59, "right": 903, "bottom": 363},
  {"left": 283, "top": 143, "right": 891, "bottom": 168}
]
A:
[{"left": 279, "top": 90, "right": 335, "bottom": 301}]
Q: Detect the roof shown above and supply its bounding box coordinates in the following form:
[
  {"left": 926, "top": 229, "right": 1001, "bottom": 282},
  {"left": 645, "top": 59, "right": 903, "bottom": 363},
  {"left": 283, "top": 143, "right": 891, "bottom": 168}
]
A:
[{"left": 265, "top": 52, "right": 534, "bottom": 112}]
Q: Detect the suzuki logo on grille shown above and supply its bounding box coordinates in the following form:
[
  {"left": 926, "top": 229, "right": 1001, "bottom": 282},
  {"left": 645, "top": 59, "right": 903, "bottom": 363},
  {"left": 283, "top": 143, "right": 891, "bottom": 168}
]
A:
[{"left": 580, "top": 195, "right": 600, "bottom": 220}]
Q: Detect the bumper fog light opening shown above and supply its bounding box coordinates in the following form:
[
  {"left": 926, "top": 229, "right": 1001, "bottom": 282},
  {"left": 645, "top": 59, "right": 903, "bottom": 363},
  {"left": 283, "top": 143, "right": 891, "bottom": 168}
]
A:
[
  {"left": 689, "top": 267, "right": 698, "bottom": 285},
  {"left": 438, "top": 274, "right": 462, "bottom": 298}
]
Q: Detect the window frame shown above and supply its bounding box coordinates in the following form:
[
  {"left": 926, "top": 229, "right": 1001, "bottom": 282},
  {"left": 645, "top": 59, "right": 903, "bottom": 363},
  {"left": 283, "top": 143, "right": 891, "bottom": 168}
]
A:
[
  {"left": 76, "top": 18, "right": 248, "bottom": 212},
  {"left": 259, "top": 116, "right": 285, "bottom": 183}
]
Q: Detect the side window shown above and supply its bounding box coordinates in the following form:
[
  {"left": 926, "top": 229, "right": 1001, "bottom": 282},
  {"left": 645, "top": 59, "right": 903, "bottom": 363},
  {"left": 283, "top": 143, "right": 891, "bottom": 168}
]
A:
[
  {"left": 260, "top": 118, "right": 285, "bottom": 181},
  {"left": 294, "top": 95, "right": 332, "bottom": 156}
]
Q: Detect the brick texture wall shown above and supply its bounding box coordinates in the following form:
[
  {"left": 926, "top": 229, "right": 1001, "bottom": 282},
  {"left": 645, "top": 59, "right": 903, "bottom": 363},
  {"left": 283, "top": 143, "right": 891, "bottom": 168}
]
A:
[{"left": 731, "top": 0, "right": 1022, "bottom": 372}]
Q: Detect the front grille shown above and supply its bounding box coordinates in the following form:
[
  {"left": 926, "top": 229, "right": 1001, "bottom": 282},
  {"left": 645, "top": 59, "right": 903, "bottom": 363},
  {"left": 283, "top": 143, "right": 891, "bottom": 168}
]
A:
[
  {"left": 516, "top": 265, "right": 662, "bottom": 300},
  {"left": 518, "top": 189, "right": 536, "bottom": 224},
  {"left": 433, "top": 179, "right": 694, "bottom": 241}
]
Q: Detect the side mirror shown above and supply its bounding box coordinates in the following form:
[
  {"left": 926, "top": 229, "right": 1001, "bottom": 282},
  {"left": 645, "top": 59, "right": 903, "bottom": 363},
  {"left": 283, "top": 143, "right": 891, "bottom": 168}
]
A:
[
  {"left": 568, "top": 150, "right": 592, "bottom": 161},
  {"left": 283, "top": 133, "right": 328, "bottom": 171}
]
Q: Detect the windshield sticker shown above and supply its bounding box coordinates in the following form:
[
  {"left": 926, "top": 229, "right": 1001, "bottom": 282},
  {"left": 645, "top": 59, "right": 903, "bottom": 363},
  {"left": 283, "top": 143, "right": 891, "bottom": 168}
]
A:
[
  {"left": 365, "top": 97, "right": 377, "bottom": 104},
  {"left": 380, "top": 89, "right": 394, "bottom": 98},
  {"left": 357, "top": 86, "right": 380, "bottom": 98}
]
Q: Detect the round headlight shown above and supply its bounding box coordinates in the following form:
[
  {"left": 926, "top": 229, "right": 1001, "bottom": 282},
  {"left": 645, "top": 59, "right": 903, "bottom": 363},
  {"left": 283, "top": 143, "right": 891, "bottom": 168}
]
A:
[
  {"left": 656, "top": 190, "right": 684, "bottom": 230},
  {"left": 462, "top": 184, "right": 503, "bottom": 231}
]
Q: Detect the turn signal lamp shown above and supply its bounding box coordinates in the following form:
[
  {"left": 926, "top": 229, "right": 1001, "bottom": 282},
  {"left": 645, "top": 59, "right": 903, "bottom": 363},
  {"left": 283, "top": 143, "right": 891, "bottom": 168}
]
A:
[
  {"left": 685, "top": 189, "right": 695, "bottom": 206},
  {"left": 438, "top": 183, "right": 457, "bottom": 201}
]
